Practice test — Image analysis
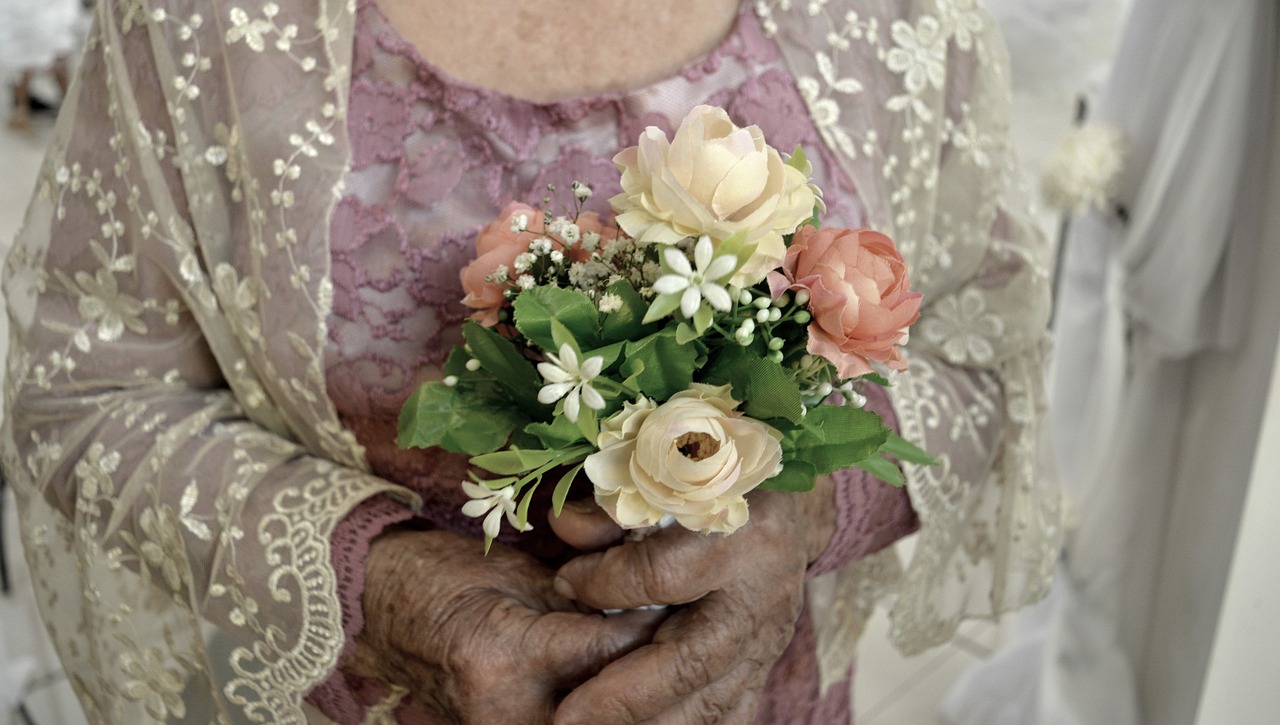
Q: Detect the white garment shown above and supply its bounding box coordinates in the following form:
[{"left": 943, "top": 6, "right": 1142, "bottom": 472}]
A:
[
  {"left": 940, "top": 0, "right": 1279, "bottom": 723},
  {"left": 0, "top": 0, "right": 82, "bottom": 73}
]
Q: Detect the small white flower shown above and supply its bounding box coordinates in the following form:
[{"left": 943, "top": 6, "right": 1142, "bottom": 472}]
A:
[
  {"left": 510, "top": 213, "right": 530, "bottom": 232},
  {"left": 581, "top": 231, "right": 601, "bottom": 252},
  {"left": 598, "top": 293, "right": 623, "bottom": 313},
  {"left": 651, "top": 236, "right": 737, "bottom": 319},
  {"left": 513, "top": 253, "right": 536, "bottom": 272},
  {"left": 460, "top": 482, "right": 530, "bottom": 539},
  {"left": 531, "top": 237, "right": 553, "bottom": 255},
  {"left": 516, "top": 274, "right": 537, "bottom": 290},
  {"left": 549, "top": 250, "right": 565, "bottom": 264},
  {"left": 572, "top": 180, "right": 593, "bottom": 201},
  {"left": 537, "top": 343, "right": 606, "bottom": 422},
  {"left": 560, "top": 223, "right": 581, "bottom": 245}
]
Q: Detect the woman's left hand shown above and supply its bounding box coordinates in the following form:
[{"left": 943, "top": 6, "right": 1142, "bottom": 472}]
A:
[{"left": 549, "top": 482, "right": 836, "bottom": 724}]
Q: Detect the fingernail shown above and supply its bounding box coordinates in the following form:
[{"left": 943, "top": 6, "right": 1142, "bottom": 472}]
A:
[
  {"left": 554, "top": 575, "right": 577, "bottom": 600},
  {"left": 563, "top": 499, "right": 597, "bottom": 514}
]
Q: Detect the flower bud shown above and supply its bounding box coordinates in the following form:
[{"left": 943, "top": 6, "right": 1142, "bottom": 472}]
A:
[
  {"left": 465, "top": 358, "right": 482, "bottom": 372},
  {"left": 768, "top": 337, "right": 785, "bottom": 351},
  {"left": 795, "top": 311, "right": 812, "bottom": 324},
  {"left": 794, "top": 289, "right": 811, "bottom": 306}
]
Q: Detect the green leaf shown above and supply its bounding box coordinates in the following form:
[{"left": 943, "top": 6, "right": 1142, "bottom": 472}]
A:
[
  {"left": 675, "top": 322, "right": 700, "bottom": 345},
  {"left": 515, "top": 487, "right": 536, "bottom": 531},
  {"left": 622, "top": 327, "right": 699, "bottom": 400},
  {"left": 642, "top": 292, "right": 683, "bottom": 325},
  {"left": 582, "top": 340, "right": 625, "bottom": 371},
  {"left": 860, "top": 372, "right": 892, "bottom": 388},
  {"left": 880, "top": 432, "right": 939, "bottom": 466},
  {"left": 601, "top": 280, "right": 661, "bottom": 343},
  {"left": 396, "top": 382, "right": 523, "bottom": 455},
  {"left": 551, "top": 463, "right": 585, "bottom": 517},
  {"left": 784, "top": 405, "right": 889, "bottom": 475},
  {"left": 462, "top": 322, "right": 544, "bottom": 414},
  {"left": 514, "top": 286, "right": 600, "bottom": 350},
  {"left": 692, "top": 305, "right": 713, "bottom": 334},
  {"left": 855, "top": 454, "right": 906, "bottom": 487},
  {"left": 470, "top": 447, "right": 564, "bottom": 475},
  {"left": 574, "top": 405, "right": 599, "bottom": 444},
  {"left": 703, "top": 346, "right": 804, "bottom": 424},
  {"left": 759, "top": 459, "right": 817, "bottom": 492},
  {"left": 524, "top": 416, "right": 587, "bottom": 448}
]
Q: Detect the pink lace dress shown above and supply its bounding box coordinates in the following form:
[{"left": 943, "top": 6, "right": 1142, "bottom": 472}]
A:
[{"left": 312, "top": 1, "right": 919, "bottom": 721}]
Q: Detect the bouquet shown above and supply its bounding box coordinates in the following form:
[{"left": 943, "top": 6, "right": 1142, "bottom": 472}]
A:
[{"left": 398, "top": 105, "right": 932, "bottom": 551}]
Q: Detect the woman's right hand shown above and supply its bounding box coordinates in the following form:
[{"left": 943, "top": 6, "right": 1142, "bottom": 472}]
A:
[{"left": 349, "top": 528, "right": 660, "bottom": 724}]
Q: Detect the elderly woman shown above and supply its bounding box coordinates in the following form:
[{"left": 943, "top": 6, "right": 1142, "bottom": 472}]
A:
[{"left": 1, "top": 0, "right": 1059, "bottom": 722}]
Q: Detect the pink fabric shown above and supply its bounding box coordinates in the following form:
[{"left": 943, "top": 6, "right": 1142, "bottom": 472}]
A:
[{"left": 311, "top": 1, "right": 916, "bottom": 721}]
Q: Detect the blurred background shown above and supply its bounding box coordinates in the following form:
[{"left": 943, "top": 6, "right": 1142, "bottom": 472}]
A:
[{"left": 3, "top": 0, "right": 1277, "bottom": 723}]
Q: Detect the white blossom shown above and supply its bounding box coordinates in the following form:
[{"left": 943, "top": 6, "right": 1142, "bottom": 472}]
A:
[
  {"left": 537, "top": 343, "right": 606, "bottom": 422},
  {"left": 460, "top": 482, "right": 530, "bottom": 539},
  {"left": 652, "top": 235, "right": 737, "bottom": 319}
]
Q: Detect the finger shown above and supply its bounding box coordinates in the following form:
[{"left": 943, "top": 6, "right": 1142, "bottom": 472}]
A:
[
  {"left": 549, "top": 499, "right": 626, "bottom": 550},
  {"left": 534, "top": 608, "right": 667, "bottom": 686},
  {"left": 642, "top": 661, "right": 765, "bottom": 725},
  {"left": 555, "top": 528, "right": 730, "bottom": 610},
  {"left": 553, "top": 593, "right": 749, "bottom": 725}
]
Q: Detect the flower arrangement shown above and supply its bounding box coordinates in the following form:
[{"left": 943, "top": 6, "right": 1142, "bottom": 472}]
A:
[{"left": 398, "top": 105, "right": 932, "bottom": 550}]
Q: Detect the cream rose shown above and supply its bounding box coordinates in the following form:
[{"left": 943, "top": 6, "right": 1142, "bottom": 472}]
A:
[
  {"left": 609, "top": 105, "right": 817, "bottom": 285},
  {"left": 583, "top": 384, "right": 783, "bottom": 535}
]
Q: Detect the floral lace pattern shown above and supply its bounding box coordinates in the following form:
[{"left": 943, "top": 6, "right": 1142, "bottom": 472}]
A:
[{"left": 1, "top": 0, "right": 1059, "bottom": 722}]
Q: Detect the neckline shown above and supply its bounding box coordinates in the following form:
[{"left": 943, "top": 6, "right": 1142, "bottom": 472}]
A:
[{"left": 362, "top": 0, "right": 751, "bottom": 111}]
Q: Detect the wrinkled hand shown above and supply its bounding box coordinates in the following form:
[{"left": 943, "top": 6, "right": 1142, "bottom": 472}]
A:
[
  {"left": 351, "top": 529, "right": 661, "bottom": 724},
  {"left": 550, "top": 483, "right": 836, "bottom": 724}
]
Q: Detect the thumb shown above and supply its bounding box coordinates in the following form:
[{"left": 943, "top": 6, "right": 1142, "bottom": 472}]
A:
[{"left": 548, "top": 498, "right": 625, "bottom": 550}]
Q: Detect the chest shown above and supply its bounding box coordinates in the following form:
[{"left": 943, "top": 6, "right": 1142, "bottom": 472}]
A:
[{"left": 372, "top": 0, "right": 743, "bottom": 102}]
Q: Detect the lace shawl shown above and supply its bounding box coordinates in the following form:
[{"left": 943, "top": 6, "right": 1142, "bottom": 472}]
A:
[{"left": 1, "top": 0, "right": 1059, "bottom": 721}]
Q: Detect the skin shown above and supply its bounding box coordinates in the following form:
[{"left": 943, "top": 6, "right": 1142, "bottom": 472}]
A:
[
  {"left": 352, "top": 529, "right": 666, "bottom": 723},
  {"left": 374, "top": 0, "right": 743, "bottom": 103},
  {"left": 549, "top": 484, "right": 838, "bottom": 725},
  {"left": 354, "top": 1, "right": 841, "bottom": 721}
]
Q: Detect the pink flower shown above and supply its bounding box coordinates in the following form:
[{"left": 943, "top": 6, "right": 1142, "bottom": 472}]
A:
[
  {"left": 459, "top": 202, "right": 617, "bottom": 326},
  {"left": 769, "top": 226, "right": 922, "bottom": 377}
]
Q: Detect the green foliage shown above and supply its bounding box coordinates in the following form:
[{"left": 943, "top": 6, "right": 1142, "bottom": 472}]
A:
[
  {"left": 601, "top": 280, "right": 661, "bottom": 343},
  {"left": 703, "top": 346, "right": 805, "bottom": 424},
  {"left": 855, "top": 455, "right": 906, "bottom": 487},
  {"left": 514, "top": 286, "right": 601, "bottom": 351},
  {"left": 524, "top": 415, "right": 587, "bottom": 449},
  {"left": 551, "top": 463, "right": 585, "bottom": 517},
  {"left": 880, "top": 432, "right": 939, "bottom": 466},
  {"left": 782, "top": 405, "right": 889, "bottom": 475},
  {"left": 462, "top": 322, "right": 544, "bottom": 414},
  {"left": 621, "top": 327, "right": 700, "bottom": 401},
  {"left": 397, "top": 383, "right": 524, "bottom": 455}
]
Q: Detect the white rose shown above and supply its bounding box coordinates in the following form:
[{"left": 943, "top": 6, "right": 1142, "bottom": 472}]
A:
[
  {"left": 584, "top": 384, "right": 784, "bottom": 535},
  {"left": 609, "top": 105, "right": 817, "bottom": 286}
]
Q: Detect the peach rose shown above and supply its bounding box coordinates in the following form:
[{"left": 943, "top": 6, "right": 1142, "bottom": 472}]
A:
[
  {"left": 609, "top": 105, "right": 817, "bottom": 285},
  {"left": 769, "top": 226, "right": 922, "bottom": 378},
  {"left": 459, "top": 202, "right": 616, "bottom": 326},
  {"left": 583, "top": 384, "right": 783, "bottom": 535}
]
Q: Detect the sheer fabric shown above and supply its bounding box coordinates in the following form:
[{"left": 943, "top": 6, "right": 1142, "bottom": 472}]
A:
[{"left": 1, "top": 0, "right": 1058, "bottom": 722}]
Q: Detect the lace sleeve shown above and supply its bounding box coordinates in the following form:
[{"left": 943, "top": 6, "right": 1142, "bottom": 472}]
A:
[
  {"left": 763, "top": 0, "right": 1062, "bottom": 671},
  {"left": 1, "top": 2, "right": 415, "bottom": 722}
]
